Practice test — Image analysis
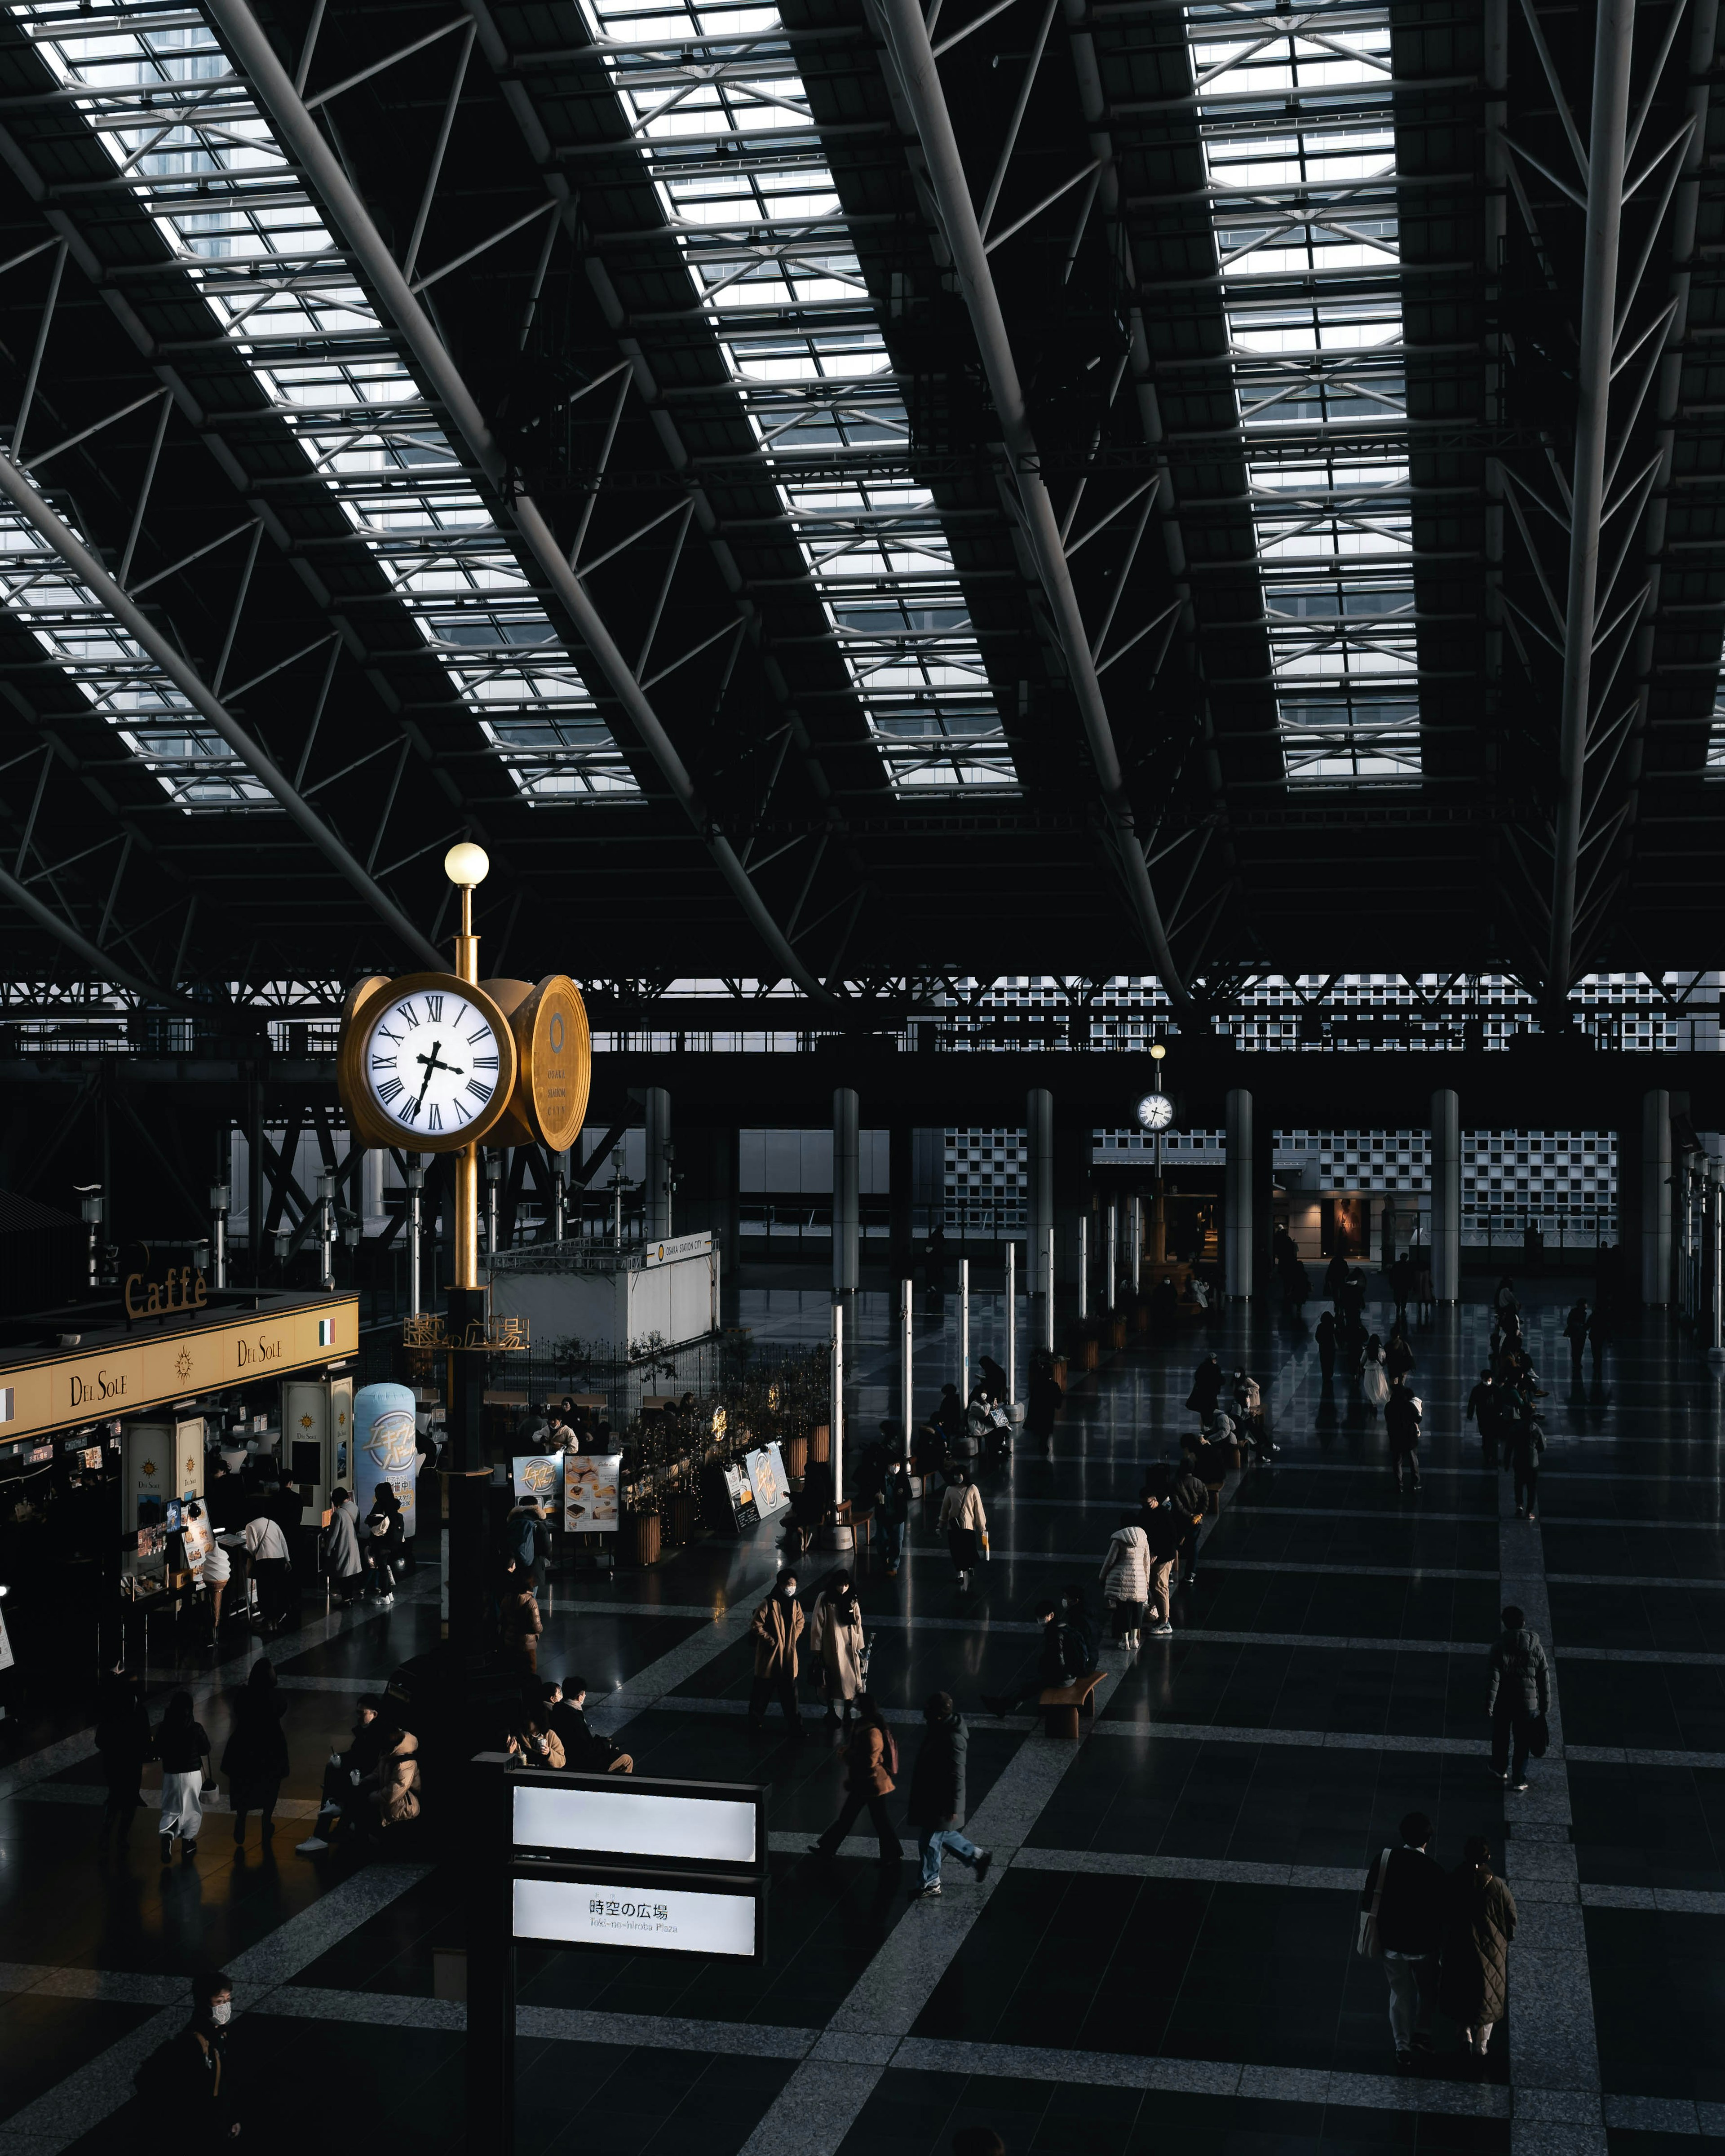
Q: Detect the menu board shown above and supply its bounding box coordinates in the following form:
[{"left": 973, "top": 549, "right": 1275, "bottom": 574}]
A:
[
  {"left": 564, "top": 1452, "right": 620, "bottom": 1536},
  {"left": 744, "top": 1444, "right": 790, "bottom": 1522},
  {"left": 0, "top": 1602, "right": 13, "bottom": 1673},
  {"left": 721, "top": 1460, "right": 759, "bottom": 1531},
  {"left": 513, "top": 1454, "right": 564, "bottom": 1507},
  {"left": 179, "top": 1510, "right": 214, "bottom": 1579}
]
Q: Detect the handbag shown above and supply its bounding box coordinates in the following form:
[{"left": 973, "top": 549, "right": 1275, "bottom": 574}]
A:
[
  {"left": 1356, "top": 1846, "right": 1392, "bottom": 1959},
  {"left": 1527, "top": 1713, "right": 1550, "bottom": 1759}
]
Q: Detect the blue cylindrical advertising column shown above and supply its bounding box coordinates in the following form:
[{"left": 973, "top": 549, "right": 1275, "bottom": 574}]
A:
[{"left": 354, "top": 1382, "right": 420, "bottom": 1541}]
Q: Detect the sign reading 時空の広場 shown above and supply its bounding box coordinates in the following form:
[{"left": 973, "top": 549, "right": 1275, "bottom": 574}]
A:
[{"left": 0, "top": 1296, "right": 359, "bottom": 1444}]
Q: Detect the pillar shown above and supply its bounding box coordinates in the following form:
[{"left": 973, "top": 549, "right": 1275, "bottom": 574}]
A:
[
  {"left": 1430, "top": 1088, "right": 1460, "bottom": 1302},
  {"left": 246, "top": 1072, "right": 264, "bottom": 1285},
  {"left": 1027, "top": 1088, "right": 1053, "bottom": 1304},
  {"left": 1225, "top": 1087, "right": 1252, "bottom": 1298},
  {"left": 644, "top": 1086, "right": 672, "bottom": 1242},
  {"left": 1643, "top": 1087, "right": 1672, "bottom": 1305},
  {"left": 832, "top": 1086, "right": 860, "bottom": 1298},
  {"left": 1053, "top": 1114, "right": 1089, "bottom": 1306},
  {"left": 889, "top": 1122, "right": 913, "bottom": 1277}
]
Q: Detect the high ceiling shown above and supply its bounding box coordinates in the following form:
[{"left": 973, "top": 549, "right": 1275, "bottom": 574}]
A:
[{"left": 0, "top": 0, "right": 1716, "bottom": 1014}]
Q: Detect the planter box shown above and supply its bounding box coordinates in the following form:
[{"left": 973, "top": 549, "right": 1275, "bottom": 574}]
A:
[
  {"left": 626, "top": 1512, "right": 662, "bottom": 1567},
  {"left": 1107, "top": 1319, "right": 1127, "bottom": 1350},
  {"left": 784, "top": 1434, "right": 809, "bottom": 1480},
  {"left": 1081, "top": 1338, "right": 1100, "bottom": 1371},
  {"left": 809, "top": 1422, "right": 831, "bottom": 1465}
]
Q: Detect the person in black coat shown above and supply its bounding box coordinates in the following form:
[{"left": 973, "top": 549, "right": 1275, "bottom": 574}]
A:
[
  {"left": 1025, "top": 1359, "right": 1063, "bottom": 1456},
  {"left": 1315, "top": 1310, "right": 1338, "bottom": 1385},
  {"left": 1358, "top": 1811, "right": 1446, "bottom": 2071},
  {"left": 222, "top": 1659, "right": 290, "bottom": 1846},
  {"left": 134, "top": 1971, "right": 240, "bottom": 2137},
  {"left": 981, "top": 1601, "right": 1084, "bottom": 1715},
  {"left": 906, "top": 1692, "right": 992, "bottom": 1900},
  {"left": 95, "top": 1668, "right": 152, "bottom": 1848},
  {"left": 547, "top": 1675, "right": 634, "bottom": 1775},
  {"left": 1186, "top": 1354, "right": 1223, "bottom": 1419}
]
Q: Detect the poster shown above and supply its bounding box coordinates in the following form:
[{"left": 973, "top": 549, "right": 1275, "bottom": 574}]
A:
[
  {"left": 721, "top": 1460, "right": 760, "bottom": 1531},
  {"left": 179, "top": 1508, "right": 214, "bottom": 1579},
  {"left": 0, "top": 1601, "right": 13, "bottom": 1673},
  {"left": 564, "top": 1452, "right": 620, "bottom": 1535},
  {"left": 744, "top": 1444, "right": 789, "bottom": 1521},
  {"left": 513, "top": 1454, "right": 565, "bottom": 1507},
  {"left": 354, "top": 1382, "right": 418, "bottom": 1540}
]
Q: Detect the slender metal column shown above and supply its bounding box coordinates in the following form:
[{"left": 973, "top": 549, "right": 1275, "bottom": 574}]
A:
[
  {"left": 1430, "top": 1090, "right": 1461, "bottom": 1304},
  {"left": 1643, "top": 1089, "right": 1672, "bottom": 1306},
  {"left": 959, "top": 1256, "right": 970, "bottom": 1402},
  {"left": 832, "top": 1087, "right": 860, "bottom": 1299},
  {"left": 875, "top": 0, "right": 1194, "bottom": 1020},
  {"left": 900, "top": 1276, "right": 913, "bottom": 1439},
  {"left": 1548, "top": 0, "right": 1636, "bottom": 992},
  {"left": 1225, "top": 1088, "right": 1253, "bottom": 1299},
  {"left": 1005, "top": 1241, "right": 1016, "bottom": 1403},
  {"left": 206, "top": 0, "right": 838, "bottom": 1004}
]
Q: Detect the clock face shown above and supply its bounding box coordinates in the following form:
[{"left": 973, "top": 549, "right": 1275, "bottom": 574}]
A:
[
  {"left": 363, "top": 986, "right": 506, "bottom": 1141},
  {"left": 1135, "top": 1092, "right": 1175, "bottom": 1133}
]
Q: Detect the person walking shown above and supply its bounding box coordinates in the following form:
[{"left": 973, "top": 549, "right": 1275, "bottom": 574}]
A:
[
  {"left": 1587, "top": 1300, "right": 1609, "bottom": 1374},
  {"left": 1025, "top": 1356, "right": 1063, "bottom": 1458},
  {"left": 1098, "top": 1512, "right": 1150, "bottom": 1646},
  {"left": 1385, "top": 1381, "right": 1423, "bottom": 1492},
  {"left": 1141, "top": 1493, "right": 1182, "bottom": 1638},
  {"left": 321, "top": 1486, "right": 363, "bottom": 1608},
  {"left": 905, "top": 1691, "right": 991, "bottom": 1901},
  {"left": 501, "top": 1567, "right": 544, "bottom": 1675},
  {"left": 241, "top": 1507, "right": 292, "bottom": 1634},
  {"left": 1439, "top": 1836, "right": 1518, "bottom": 2070},
  {"left": 1563, "top": 1297, "right": 1589, "bottom": 1372},
  {"left": 133, "top": 1971, "right": 241, "bottom": 2134},
  {"left": 201, "top": 1527, "right": 232, "bottom": 1639},
  {"left": 1186, "top": 1353, "right": 1223, "bottom": 1421},
  {"left": 95, "top": 1668, "right": 151, "bottom": 1849},
  {"left": 1505, "top": 1417, "right": 1545, "bottom": 1520},
  {"left": 808, "top": 1572, "right": 867, "bottom": 1730},
  {"left": 1385, "top": 1322, "right": 1415, "bottom": 1384},
  {"left": 1358, "top": 1810, "right": 1446, "bottom": 2072},
  {"left": 1172, "top": 1452, "right": 1209, "bottom": 1590},
  {"left": 154, "top": 1690, "right": 212, "bottom": 1867},
  {"left": 221, "top": 1659, "right": 288, "bottom": 1848},
  {"left": 880, "top": 1454, "right": 912, "bottom": 1579},
  {"left": 811, "top": 1693, "right": 900, "bottom": 1866},
  {"left": 362, "top": 1485, "right": 404, "bottom": 1605},
  {"left": 1360, "top": 1334, "right": 1390, "bottom": 1414},
  {"left": 748, "top": 1572, "right": 806, "bottom": 1738},
  {"left": 938, "top": 1467, "right": 988, "bottom": 1590},
  {"left": 1315, "top": 1308, "right": 1338, "bottom": 1385},
  {"left": 1486, "top": 1603, "right": 1550, "bottom": 1793},
  {"left": 1465, "top": 1368, "right": 1500, "bottom": 1464}
]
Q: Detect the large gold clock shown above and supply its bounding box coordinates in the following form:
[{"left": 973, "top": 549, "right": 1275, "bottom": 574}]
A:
[
  {"left": 481, "top": 975, "right": 592, "bottom": 1153},
  {"left": 337, "top": 972, "right": 519, "bottom": 1152}
]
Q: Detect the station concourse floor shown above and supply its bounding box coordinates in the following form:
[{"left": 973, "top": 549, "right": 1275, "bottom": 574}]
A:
[{"left": 3, "top": 1279, "right": 1724, "bottom": 2155}]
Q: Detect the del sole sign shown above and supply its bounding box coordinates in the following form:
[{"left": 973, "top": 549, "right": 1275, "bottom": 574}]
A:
[{"left": 0, "top": 1295, "right": 359, "bottom": 1442}]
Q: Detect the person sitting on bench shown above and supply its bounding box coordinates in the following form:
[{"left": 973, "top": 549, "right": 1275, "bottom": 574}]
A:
[{"left": 980, "top": 1600, "right": 1088, "bottom": 1716}]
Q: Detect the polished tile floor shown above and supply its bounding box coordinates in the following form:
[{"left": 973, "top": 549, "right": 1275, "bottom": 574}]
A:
[{"left": 3, "top": 1276, "right": 1723, "bottom": 2155}]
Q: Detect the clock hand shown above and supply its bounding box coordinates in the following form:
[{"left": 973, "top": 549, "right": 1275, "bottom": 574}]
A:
[{"left": 413, "top": 1040, "right": 454, "bottom": 1110}]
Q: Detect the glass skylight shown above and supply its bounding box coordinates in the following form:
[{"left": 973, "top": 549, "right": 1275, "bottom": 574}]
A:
[
  {"left": 10, "top": 0, "right": 638, "bottom": 807},
  {"left": 1185, "top": 4, "right": 1420, "bottom": 782},
  {"left": 575, "top": 0, "right": 1017, "bottom": 791}
]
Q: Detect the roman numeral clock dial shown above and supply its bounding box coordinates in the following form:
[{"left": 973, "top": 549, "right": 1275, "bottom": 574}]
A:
[{"left": 337, "top": 973, "right": 518, "bottom": 1153}]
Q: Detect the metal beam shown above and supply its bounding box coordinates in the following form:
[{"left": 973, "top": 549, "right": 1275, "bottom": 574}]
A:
[
  {"left": 205, "top": 0, "right": 841, "bottom": 1008},
  {"left": 1548, "top": 0, "right": 1635, "bottom": 997},
  {"left": 874, "top": 0, "right": 1198, "bottom": 1022},
  {"left": 0, "top": 450, "right": 445, "bottom": 973},
  {"left": 0, "top": 855, "right": 194, "bottom": 1009}
]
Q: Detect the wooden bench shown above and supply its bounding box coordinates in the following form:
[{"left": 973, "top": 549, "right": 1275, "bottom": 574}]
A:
[{"left": 1039, "top": 1668, "right": 1106, "bottom": 1740}]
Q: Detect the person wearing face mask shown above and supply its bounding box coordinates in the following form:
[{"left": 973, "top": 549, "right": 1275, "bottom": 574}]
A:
[
  {"left": 133, "top": 1970, "right": 240, "bottom": 2134},
  {"left": 748, "top": 1571, "right": 806, "bottom": 1739}
]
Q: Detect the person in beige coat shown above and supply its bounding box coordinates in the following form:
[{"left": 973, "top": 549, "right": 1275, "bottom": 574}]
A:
[
  {"left": 748, "top": 1572, "right": 806, "bottom": 1739},
  {"left": 808, "top": 1572, "right": 866, "bottom": 1729},
  {"left": 938, "top": 1469, "right": 987, "bottom": 1589},
  {"left": 1099, "top": 1514, "right": 1151, "bottom": 1646}
]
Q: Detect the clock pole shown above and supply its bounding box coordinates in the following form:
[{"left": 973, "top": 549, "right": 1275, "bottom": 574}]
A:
[{"left": 442, "top": 841, "right": 491, "bottom": 1654}]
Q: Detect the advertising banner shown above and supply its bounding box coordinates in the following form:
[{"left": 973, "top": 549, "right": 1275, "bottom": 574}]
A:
[
  {"left": 720, "top": 1459, "right": 759, "bottom": 1531},
  {"left": 743, "top": 1443, "right": 789, "bottom": 1522},
  {"left": 354, "top": 1382, "right": 419, "bottom": 1541},
  {"left": 563, "top": 1452, "right": 620, "bottom": 1535},
  {"left": 513, "top": 1454, "right": 565, "bottom": 1507}
]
